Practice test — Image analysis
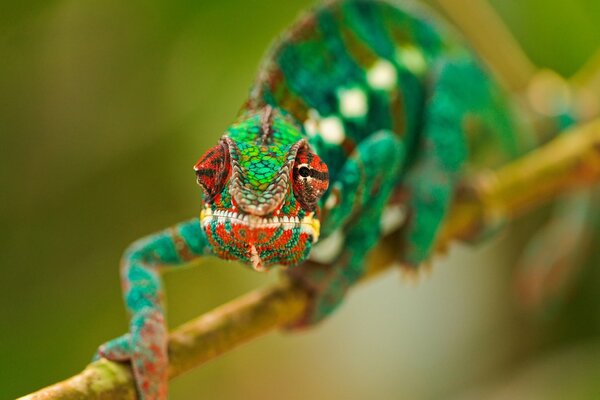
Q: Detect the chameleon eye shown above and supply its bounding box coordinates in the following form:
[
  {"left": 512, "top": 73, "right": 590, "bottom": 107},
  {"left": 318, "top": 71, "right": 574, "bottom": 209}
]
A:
[
  {"left": 193, "top": 140, "right": 231, "bottom": 202},
  {"left": 298, "top": 166, "right": 310, "bottom": 178},
  {"left": 292, "top": 145, "right": 329, "bottom": 211}
]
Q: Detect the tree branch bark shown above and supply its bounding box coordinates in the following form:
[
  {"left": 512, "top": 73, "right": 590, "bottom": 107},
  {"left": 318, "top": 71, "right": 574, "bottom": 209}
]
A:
[
  {"left": 20, "top": 118, "right": 600, "bottom": 400},
  {"left": 19, "top": 4, "right": 600, "bottom": 398},
  {"left": 433, "top": 0, "right": 538, "bottom": 92}
]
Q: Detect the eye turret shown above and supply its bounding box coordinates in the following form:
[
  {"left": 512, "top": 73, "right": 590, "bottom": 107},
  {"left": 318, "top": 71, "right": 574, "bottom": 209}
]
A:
[
  {"left": 193, "top": 139, "right": 231, "bottom": 202},
  {"left": 292, "top": 145, "right": 329, "bottom": 211}
]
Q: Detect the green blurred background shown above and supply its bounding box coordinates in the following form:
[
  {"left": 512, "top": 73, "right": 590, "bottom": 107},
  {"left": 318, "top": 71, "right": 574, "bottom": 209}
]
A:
[{"left": 1, "top": 1, "right": 600, "bottom": 398}]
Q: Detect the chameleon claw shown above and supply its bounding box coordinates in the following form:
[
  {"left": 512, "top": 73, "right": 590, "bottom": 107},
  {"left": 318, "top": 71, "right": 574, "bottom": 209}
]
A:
[{"left": 96, "top": 333, "right": 132, "bottom": 362}]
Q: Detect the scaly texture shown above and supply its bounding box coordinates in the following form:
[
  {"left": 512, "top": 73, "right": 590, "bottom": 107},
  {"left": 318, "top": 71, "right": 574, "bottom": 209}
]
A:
[
  {"left": 24, "top": 118, "right": 600, "bottom": 400},
  {"left": 95, "top": 1, "right": 575, "bottom": 398}
]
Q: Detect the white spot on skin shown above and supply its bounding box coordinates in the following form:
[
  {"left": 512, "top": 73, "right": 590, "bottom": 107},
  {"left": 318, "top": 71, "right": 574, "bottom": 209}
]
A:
[
  {"left": 367, "top": 59, "right": 397, "bottom": 90},
  {"left": 302, "top": 109, "right": 345, "bottom": 144},
  {"left": 310, "top": 229, "right": 344, "bottom": 264},
  {"left": 380, "top": 204, "right": 407, "bottom": 235},
  {"left": 338, "top": 87, "right": 368, "bottom": 118},
  {"left": 396, "top": 45, "right": 426, "bottom": 74},
  {"left": 319, "top": 116, "right": 345, "bottom": 145},
  {"left": 303, "top": 109, "right": 320, "bottom": 137}
]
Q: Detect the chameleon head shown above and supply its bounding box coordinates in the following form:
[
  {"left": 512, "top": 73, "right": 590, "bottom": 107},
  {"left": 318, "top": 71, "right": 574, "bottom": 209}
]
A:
[{"left": 194, "top": 108, "right": 329, "bottom": 271}]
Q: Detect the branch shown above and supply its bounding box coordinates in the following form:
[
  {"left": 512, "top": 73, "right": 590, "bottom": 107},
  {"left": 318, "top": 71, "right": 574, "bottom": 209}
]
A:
[
  {"left": 433, "top": 0, "right": 537, "bottom": 92},
  {"left": 433, "top": 0, "right": 600, "bottom": 122},
  {"left": 18, "top": 3, "right": 600, "bottom": 395},
  {"left": 440, "top": 119, "right": 600, "bottom": 245},
  {"left": 20, "top": 119, "right": 600, "bottom": 399}
]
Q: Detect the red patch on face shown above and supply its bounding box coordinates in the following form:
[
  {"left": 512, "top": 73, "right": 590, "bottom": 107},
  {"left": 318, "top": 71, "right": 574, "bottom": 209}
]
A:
[
  {"left": 203, "top": 216, "right": 313, "bottom": 268},
  {"left": 292, "top": 145, "right": 329, "bottom": 211},
  {"left": 262, "top": 231, "right": 312, "bottom": 265},
  {"left": 194, "top": 140, "right": 231, "bottom": 202},
  {"left": 271, "top": 228, "right": 293, "bottom": 249},
  {"left": 229, "top": 224, "right": 278, "bottom": 244}
]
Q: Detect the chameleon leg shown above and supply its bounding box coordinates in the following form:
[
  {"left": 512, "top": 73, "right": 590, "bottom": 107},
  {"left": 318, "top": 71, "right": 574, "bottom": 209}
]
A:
[
  {"left": 287, "top": 130, "right": 405, "bottom": 327},
  {"left": 96, "top": 218, "right": 209, "bottom": 400},
  {"left": 399, "top": 58, "right": 476, "bottom": 267}
]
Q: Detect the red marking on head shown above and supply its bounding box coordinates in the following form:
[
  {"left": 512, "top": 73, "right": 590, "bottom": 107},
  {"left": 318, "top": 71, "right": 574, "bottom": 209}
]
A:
[
  {"left": 260, "top": 231, "right": 311, "bottom": 265},
  {"left": 271, "top": 228, "right": 293, "bottom": 249},
  {"left": 292, "top": 145, "right": 329, "bottom": 211},
  {"left": 203, "top": 217, "right": 314, "bottom": 269},
  {"left": 194, "top": 140, "right": 231, "bottom": 202}
]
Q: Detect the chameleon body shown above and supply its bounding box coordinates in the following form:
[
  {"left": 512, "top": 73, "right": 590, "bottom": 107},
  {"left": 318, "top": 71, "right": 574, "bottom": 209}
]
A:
[{"left": 96, "top": 1, "right": 552, "bottom": 398}]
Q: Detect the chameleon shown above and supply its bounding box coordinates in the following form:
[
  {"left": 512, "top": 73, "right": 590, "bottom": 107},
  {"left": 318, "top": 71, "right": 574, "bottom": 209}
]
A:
[{"left": 95, "top": 0, "right": 576, "bottom": 398}]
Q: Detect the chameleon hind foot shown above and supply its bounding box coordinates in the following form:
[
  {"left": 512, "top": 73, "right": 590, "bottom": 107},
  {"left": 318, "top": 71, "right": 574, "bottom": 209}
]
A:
[{"left": 398, "top": 56, "right": 503, "bottom": 267}]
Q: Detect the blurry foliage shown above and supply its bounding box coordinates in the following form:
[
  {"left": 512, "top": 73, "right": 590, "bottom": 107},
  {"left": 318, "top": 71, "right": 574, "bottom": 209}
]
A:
[{"left": 1, "top": 1, "right": 599, "bottom": 399}]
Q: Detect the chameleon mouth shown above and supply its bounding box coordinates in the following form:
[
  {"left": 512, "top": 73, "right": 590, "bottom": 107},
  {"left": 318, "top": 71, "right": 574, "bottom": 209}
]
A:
[
  {"left": 200, "top": 207, "right": 319, "bottom": 270},
  {"left": 200, "top": 208, "right": 319, "bottom": 238}
]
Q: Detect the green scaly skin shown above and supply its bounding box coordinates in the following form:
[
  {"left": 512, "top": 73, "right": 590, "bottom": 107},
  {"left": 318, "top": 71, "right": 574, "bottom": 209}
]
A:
[{"left": 95, "top": 1, "right": 564, "bottom": 398}]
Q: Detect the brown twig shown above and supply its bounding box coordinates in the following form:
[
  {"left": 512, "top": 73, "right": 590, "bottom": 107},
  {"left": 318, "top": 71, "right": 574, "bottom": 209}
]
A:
[
  {"left": 433, "top": 0, "right": 538, "bottom": 92},
  {"left": 20, "top": 118, "right": 600, "bottom": 400},
  {"left": 19, "top": 2, "right": 600, "bottom": 398},
  {"left": 440, "top": 119, "right": 600, "bottom": 245}
]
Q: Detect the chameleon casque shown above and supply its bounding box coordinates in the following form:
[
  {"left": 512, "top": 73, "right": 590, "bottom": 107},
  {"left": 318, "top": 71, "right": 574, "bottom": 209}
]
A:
[{"left": 96, "top": 0, "right": 570, "bottom": 398}]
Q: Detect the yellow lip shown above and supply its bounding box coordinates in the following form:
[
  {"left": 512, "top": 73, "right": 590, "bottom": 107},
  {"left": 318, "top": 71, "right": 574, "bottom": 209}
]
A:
[{"left": 310, "top": 218, "right": 320, "bottom": 242}]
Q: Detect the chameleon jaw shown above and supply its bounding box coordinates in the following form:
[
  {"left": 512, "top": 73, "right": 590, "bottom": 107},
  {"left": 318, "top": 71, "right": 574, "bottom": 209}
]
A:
[
  {"left": 200, "top": 206, "right": 319, "bottom": 271},
  {"left": 200, "top": 207, "right": 320, "bottom": 242}
]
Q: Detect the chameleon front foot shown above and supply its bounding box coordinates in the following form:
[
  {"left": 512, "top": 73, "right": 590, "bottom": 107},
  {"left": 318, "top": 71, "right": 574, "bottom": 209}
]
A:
[
  {"left": 96, "top": 309, "right": 168, "bottom": 400},
  {"left": 96, "top": 333, "right": 132, "bottom": 361}
]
